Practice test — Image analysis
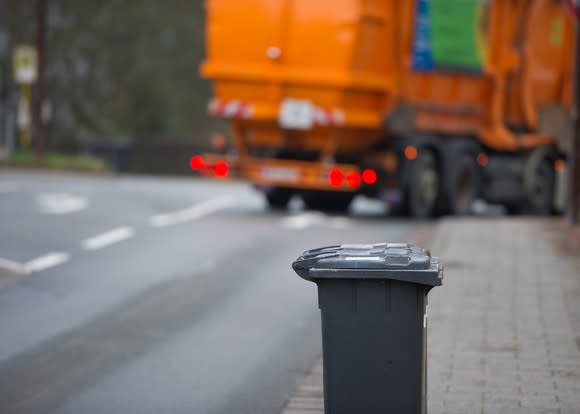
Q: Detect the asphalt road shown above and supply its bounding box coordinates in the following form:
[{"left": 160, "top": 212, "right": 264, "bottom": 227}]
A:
[{"left": 0, "top": 171, "right": 424, "bottom": 414}]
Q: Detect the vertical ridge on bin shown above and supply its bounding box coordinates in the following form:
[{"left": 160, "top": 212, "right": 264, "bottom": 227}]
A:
[
  {"left": 384, "top": 280, "right": 391, "bottom": 313},
  {"left": 351, "top": 280, "right": 357, "bottom": 312},
  {"left": 417, "top": 289, "right": 423, "bottom": 319}
]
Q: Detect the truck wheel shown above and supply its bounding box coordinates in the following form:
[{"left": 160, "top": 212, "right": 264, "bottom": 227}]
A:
[
  {"left": 405, "top": 149, "right": 439, "bottom": 218},
  {"left": 302, "top": 191, "right": 354, "bottom": 213},
  {"left": 444, "top": 153, "right": 479, "bottom": 215},
  {"left": 265, "top": 187, "right": 293, "bottom": 210},
  {"left": 524, "top": 148, "right": 555, "bottom": 215},
  {"left": 504, "top": 203, "right": 524, "bottom": 216}
]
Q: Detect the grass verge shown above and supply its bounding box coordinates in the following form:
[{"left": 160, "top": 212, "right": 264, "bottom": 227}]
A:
[{"left": 1, "top": 150, "right": 109, "bottom": 173}]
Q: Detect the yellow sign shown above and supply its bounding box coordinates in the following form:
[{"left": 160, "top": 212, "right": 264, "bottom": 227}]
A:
[{"left": 13, "top": 46, "right": 38, "bottom": 84}]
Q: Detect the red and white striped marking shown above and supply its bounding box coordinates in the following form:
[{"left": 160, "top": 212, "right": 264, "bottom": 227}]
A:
[
  {"left": 208, "top": 97, "right": 345, "bottom": 127},
  {"left": 208, "top": 99, "right": 253, "bottom": 119},
  {"left": 312, "top": 107, "right": 344, "bottom": 127}
]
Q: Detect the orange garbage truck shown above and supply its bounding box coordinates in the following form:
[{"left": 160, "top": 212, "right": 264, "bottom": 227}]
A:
[{"left": 197, "top": 0, "right": 576, "bottom": 217}]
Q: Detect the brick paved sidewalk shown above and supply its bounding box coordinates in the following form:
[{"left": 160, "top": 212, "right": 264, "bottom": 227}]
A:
[{"left": 281, "top": 218, "right": 580, "bottom": 414}]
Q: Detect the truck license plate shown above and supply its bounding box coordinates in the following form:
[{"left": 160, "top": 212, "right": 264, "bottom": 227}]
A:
[
  {"left": 279, "top": 99, "right": 314, "bottom": 130},
  {"left": 261, "top": 166, "right": 300, "bottom": 182}
]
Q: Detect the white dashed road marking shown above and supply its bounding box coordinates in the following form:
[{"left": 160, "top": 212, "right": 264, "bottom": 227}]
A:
[
  {"left": 281, "top": 212, "right": 352, "bottom": 230},
  {"left": 24, "top": 252, "right": 70, "bottom": 273},
  {"left": 37, "top": 193, "right": 88, "bottom": 214},
  {"left": 82, "top": 226, "right": 134, "bottom": 251},
  {"left": 149, "top": 196, "right": 234, "bottom": 227},
  {"left": 328, "top": 217, "right": 351, "bottom": 229},
  {"left": 0, "top": 258, "right": 28, "bottom": 275},
  {"left": 282, "top": 212, "right": 326, "bottom": 230},
  {"left": 0, "top": 196, "right": 236, "bottom": 278}
]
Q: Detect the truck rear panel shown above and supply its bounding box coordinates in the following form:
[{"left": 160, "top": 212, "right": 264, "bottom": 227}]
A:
[{"left": 201, "top": 0, "right": 398, "bottom": 159}]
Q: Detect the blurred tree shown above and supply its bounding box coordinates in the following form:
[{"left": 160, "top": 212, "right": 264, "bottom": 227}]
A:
[{"left": 0, "top": 0, "right": 224, "bottom": 149}]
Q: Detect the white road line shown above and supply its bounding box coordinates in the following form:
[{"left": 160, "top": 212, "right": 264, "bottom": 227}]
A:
[
  {"left": 37, "top": 193, "right": 88, "bottom": 214},
  {"left": 281, "top": 212, "right": 351, "bottom": 230},
  {"left": 149, "top": 196, "right": 234, "bottom": 227},
  {"left": 0, "top": 258, "right": 29, "bottom": 275},
  {"left": 82, "top": 226, "right": 134, "bottom": 250},
  {"left": 24, "top": 252, "right": 70, "bottom": 273},
  {"left": 282, "top": 212, "right": 327, "bottom": 230},
  {"left": 328, "top": 217, "right": 352, "bottom": 229}
]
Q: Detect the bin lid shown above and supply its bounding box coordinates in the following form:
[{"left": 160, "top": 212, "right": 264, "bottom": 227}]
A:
[{"left": 292, "top": 243, "right": 443, "bottom": 286}]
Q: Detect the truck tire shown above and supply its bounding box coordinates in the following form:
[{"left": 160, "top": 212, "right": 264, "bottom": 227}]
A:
[
  {"left": 404, "top": 149, "right": 439, "bottom": 218},
  {"left": 265, "top": 187, "right": 293, "bottom": 210},
  {"left": 524, "top": 148, "right": 555, "bottom": 215},
  {"left": 441, "top": 152, "right": 480, "bottom": 215},
  {"left": 302, "top": 191, "right": 354, "bottom": 213}
]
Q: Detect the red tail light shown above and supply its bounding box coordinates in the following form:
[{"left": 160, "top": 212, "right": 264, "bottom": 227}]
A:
[
  {"left": 361, "top": 169, "right": 377, "bottom": 185},
  {"left": 328, "top": 168, "right": 344, "bottom": 187},
  {"left": 346, "top": 171, "right": 361, "bottom": 188},
  {"left": 213, "top": 160, "right": 229, "bottom": 178},
  {"left": 404, "top": 146, "right": 418, "bottom": 160},
  {"left": 476, "top": 152, "right": 489, "bottom": 167},
  {"left": 190, "top": 155, "right": 205, "bottom": 170}
]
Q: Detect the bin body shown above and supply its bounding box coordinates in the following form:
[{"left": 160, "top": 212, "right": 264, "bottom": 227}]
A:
[{"left": 293, "top": 243, "right": 442, "bottom": 414}]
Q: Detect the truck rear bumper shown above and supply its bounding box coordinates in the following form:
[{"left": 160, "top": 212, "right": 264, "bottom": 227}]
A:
[{"left": 193, "top": 153, "right": 382, "bottom": 193}]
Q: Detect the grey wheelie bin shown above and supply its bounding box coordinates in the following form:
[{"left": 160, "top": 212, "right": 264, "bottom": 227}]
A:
[{"left": 293, "top": 243, "right": 443, "bottom": 414}]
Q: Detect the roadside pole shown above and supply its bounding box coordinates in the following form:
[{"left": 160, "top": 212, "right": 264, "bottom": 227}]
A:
[
  {"left": 33, "top": 0, "right": 47, "bottom": 155},
  {"left": 12, "top": 46, "right": 37, "bottom": 151},
  {"left": 565, "top": 0, "right": 580, "bottom": 226},
  {"left": 17, "top": 84, "right": 32, "bottom": 149},
  {"left": 570, "top": 1, "right": 580, "bottom": 225}
]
